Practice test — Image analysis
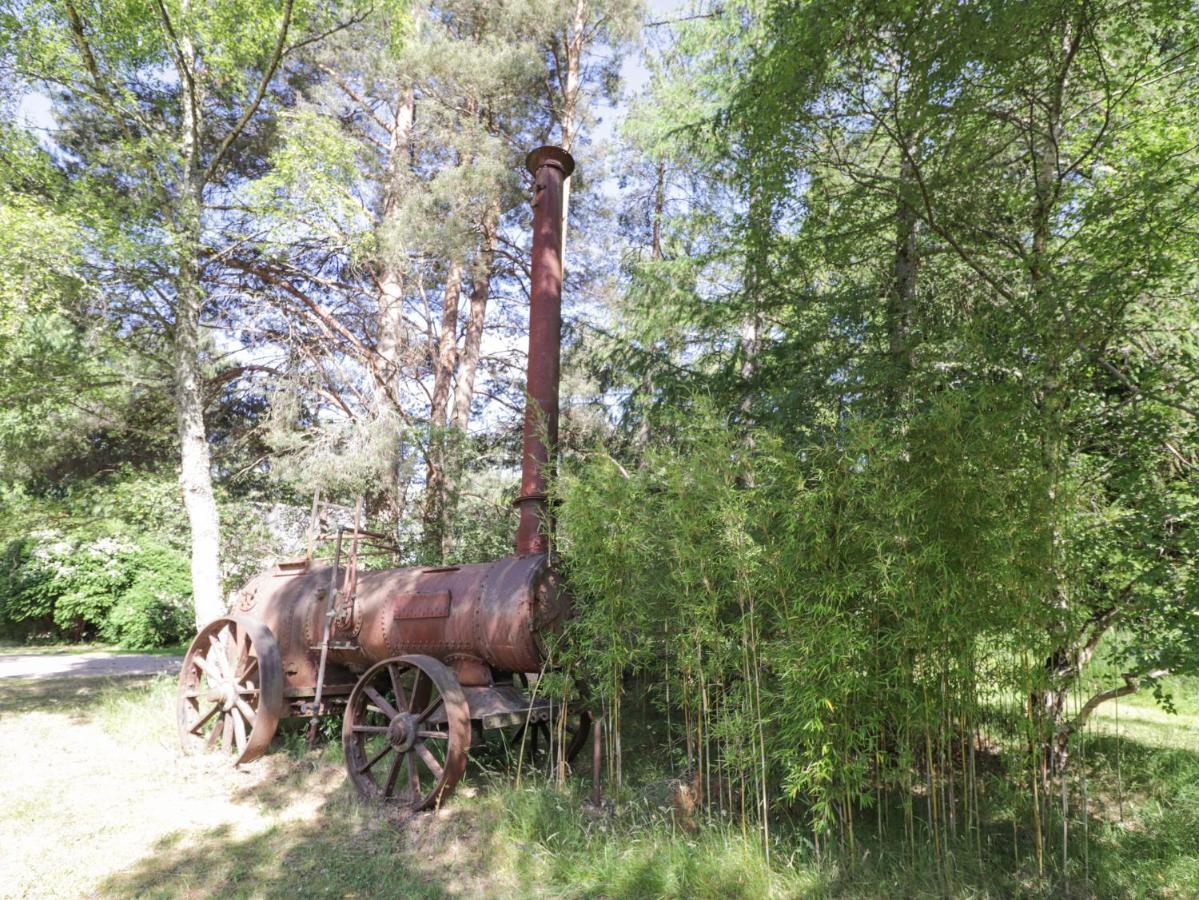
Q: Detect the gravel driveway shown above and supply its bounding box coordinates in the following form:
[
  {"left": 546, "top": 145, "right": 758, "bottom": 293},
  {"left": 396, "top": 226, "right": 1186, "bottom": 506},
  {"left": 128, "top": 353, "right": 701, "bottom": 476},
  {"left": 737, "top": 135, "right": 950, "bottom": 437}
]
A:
[{"left": 0, "top": 651, "right": 182, "bottom": 680}]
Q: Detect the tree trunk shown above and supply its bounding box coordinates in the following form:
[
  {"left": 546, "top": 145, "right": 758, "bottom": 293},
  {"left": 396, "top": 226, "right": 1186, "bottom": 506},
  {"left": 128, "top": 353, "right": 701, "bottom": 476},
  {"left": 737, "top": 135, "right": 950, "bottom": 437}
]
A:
[
  {"left": 375, "top": 85, "right": 417, "bottom": 393},
  {"left": 375, "top": 265, "right": 408, "bottom": 393},
  {"left": 422, "top": 260, "right": 462, "bottom": 561},
  {"left": 886, "top": 152, "right": 918, "bottom": 406},
  {"left": 651, "top": 160, "right": 665, "bottom": 261},
  {"left": 174, "top": 15, "right": 223, "bottom": 629},
  {"left": 1032, "top": 20, "right": 1082, "bottom": 747},
  {"left": 635, "top": 162, "right": 666, "bottom": 452},
  {"left": 435, "top": 204, "right": 500, "bottom": 543},
  {"left": 176, "top": 237, "right": 224, "bottom": 629},
  {"left": 739, "top": 179, "right": 769, "bottom": 422},
  {"left": 738, "top": 314, "right": 761, "bottom": 416},
  {"left": 1051, "top": 668, "right": 1169, "bottom": 771},
  {"left": 451, "top": 203, "right": 499, "bottom": 432},
  {"left": 556, "top": 0, "right": 586, "bottom": 265},
  {"left": 373, "top": 87, "right": 417, "bottom": 527},
  {"left": 1036, "top": 607, "right": 1116, "bottom": 771}
]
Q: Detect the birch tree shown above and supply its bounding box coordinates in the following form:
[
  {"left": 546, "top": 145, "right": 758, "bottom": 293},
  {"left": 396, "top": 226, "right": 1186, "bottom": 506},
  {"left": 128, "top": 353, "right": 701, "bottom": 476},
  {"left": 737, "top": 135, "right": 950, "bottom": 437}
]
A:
[{"left": 4, "top": 0, "right": 371, "bottom": 626}]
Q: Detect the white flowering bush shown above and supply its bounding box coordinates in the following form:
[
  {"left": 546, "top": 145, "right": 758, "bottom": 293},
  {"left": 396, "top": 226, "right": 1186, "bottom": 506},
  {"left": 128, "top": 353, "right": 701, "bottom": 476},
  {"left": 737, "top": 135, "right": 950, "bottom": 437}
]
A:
[{"left": 0, "top": 529, "right": 192, "bottom": 647}]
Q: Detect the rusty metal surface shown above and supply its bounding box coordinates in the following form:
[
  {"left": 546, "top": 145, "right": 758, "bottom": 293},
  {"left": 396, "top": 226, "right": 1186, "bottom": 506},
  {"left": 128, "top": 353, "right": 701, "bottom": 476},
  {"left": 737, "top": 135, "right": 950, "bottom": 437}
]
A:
[
  {"left": 516, "top": 147, "right": 572, "bottom": 556},
  {"left": 393, "top": 591, "right": 451, "bottom": 620},
  {"left": 239, "top": 551, "right": 570, "bottom": 693}
]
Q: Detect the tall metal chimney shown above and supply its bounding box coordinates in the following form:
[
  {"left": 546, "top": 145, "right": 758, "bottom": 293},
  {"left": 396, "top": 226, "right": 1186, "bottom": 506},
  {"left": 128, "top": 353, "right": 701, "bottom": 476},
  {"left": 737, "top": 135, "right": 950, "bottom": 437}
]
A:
[{"left": 515, "top": 146, "right": 574, "bottom": 555}]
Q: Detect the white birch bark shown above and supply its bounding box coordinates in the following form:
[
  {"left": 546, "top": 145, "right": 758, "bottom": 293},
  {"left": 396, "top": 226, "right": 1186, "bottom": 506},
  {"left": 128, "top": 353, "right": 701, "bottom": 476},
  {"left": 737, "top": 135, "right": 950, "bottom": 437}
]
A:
[{"left": 175, "top": 9, "right": 224, "bottom": 628}]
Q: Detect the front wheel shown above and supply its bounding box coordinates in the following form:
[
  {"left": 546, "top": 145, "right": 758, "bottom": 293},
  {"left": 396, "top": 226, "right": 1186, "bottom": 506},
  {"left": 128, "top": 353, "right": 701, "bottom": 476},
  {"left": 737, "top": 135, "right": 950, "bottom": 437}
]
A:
[
  {"left": 342, "top": 655, "right": 471, "bottom": 811},
  {"left": 177, "top": 615, "right": 284, "bottom": 765}
]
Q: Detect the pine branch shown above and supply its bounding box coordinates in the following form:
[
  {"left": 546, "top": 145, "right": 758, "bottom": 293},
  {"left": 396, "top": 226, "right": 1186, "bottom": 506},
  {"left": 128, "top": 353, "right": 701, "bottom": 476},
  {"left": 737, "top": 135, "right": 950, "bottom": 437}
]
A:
[{"left": 202, "top": 0, "right": 295, "bottom": 185}]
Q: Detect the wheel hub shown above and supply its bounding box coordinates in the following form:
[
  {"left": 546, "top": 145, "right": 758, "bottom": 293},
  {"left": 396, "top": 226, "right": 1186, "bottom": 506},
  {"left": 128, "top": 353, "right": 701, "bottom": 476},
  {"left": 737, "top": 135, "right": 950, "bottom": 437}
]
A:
[
  {"left": 387, "top": 713, "right": 419, "bottom": 752},
  {"left": 203, "top": 671, "right": 239, "bottom": 710}
]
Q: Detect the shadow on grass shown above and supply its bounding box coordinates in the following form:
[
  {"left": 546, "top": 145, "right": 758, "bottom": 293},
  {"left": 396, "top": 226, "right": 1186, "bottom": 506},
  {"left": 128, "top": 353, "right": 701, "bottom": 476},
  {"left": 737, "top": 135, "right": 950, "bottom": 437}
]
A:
[
  {"left": 98, "top": 799, "right": 453, "bottom": 899},
  {"left": 72, "top": 678, "right": 1199, "bottom": 899},
  {"left": 95, "top": 740, "right": 815, "bottom": 900},
  {"left": 0, "top": 674, "right": 164, "bottom": 718}
]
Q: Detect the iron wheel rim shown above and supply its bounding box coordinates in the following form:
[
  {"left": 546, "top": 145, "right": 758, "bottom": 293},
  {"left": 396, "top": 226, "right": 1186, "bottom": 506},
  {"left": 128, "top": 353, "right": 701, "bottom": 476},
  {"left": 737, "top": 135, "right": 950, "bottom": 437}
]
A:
[
  {"left": 177, "top": 615, "right": 283, "bottom": 765},
  {"left": 342, "top": 654, "right": 470, "bottom": 811}
]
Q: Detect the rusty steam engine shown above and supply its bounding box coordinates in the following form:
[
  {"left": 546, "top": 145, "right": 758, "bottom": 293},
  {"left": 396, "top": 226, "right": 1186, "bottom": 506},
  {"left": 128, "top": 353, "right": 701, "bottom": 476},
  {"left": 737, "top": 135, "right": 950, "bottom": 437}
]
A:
[{"left": 176, "top": 147, "right": 591, "bottom": 810}]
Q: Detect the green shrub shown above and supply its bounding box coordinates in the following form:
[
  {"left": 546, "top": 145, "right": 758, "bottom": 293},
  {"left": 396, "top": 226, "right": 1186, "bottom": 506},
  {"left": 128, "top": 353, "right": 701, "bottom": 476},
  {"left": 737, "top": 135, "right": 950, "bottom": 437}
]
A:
[
  {"left": 0, "top": 537, "right": 54, "bottom": 637},
  {"left": 554, "top": 393, "right": 1059, "bottom": 838},
  {"left": 0, "top": 530, "right": 192, "bottom": 647},
  {"left": 101, "top": 541, "right": 193, "bottom": 648}
]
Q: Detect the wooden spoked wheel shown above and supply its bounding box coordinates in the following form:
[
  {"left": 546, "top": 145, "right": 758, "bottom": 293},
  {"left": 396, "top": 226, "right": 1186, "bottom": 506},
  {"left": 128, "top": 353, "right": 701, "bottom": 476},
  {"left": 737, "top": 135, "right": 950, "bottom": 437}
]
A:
[
  {"left": 177, "top": 615, "right": 284, "bottom": 765},
  {"left": 342, "top": 655, "right": 471, "bottom": 811}
]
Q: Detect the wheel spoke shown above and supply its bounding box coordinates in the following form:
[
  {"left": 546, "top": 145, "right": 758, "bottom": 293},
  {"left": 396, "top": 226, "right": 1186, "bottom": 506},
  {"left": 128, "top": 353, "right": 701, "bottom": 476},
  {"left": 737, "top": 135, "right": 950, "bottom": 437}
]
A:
[
  {"left": 406, "top": 751, "right": 420, "bottom": 799},
  {"left": 234, "top": 696, "right": 257, "bottom": 726},
  {"left": 417, "top": 695, "right": 444, "bottom": 724},
  {"left": 415, "top": 741, "right": 444, "bottom": 780},
  {"left": 225, "top": 623, "right": 237, "bottom": 666},
  {"left": 238, "top": 656, "right": 258, "bottom": 682},
  {"left": 190, "top": 703, "right": 221, "bottom": 735},
  {"left": 383, "top": 751, "right": 404, "bottom": 798},
  {"left": 351, "top": 725, "right": 389, "bottom": 734},
  {"left": 232, "top": 708, "right": 248, "bottom": 756},
  {"left": 208, "top": 635, "right": 229, "bottom": 677},
  {"left": 207, "top": 713, "right": 224, "bottom": 749},
  {"left": 388, "top": 664, "right": 408, "bottom": 711},
  {"left": 222, "top": 709, "right": 234, "bottom": 750},
  {"left": 408, "top": 670, "right": 425, "bottom": 713},
  {"left": 192, "top": 654, "right": 217, "bottom": 679},
  {"left": 363, "top": 686, "right": 399, "bottom": 720},
  {"left": 416, "top": 729, "right": 448, "bottom": 740},
  {"left": 357, "top": 742, "right": 392, "bottom": 774}
]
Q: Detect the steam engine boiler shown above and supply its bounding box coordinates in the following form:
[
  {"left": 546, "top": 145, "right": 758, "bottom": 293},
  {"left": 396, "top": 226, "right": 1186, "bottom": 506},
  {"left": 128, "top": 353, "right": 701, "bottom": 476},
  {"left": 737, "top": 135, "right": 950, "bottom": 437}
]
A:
[{"left": 176, "top": 147, "right": 589, "bottom": 810}]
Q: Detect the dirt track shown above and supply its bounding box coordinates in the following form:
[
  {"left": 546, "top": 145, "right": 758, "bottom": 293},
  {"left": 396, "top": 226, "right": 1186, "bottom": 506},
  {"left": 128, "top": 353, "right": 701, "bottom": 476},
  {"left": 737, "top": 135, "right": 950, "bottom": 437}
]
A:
[{"left": 0, "top": 651, "right": 181, "bottom": 680}]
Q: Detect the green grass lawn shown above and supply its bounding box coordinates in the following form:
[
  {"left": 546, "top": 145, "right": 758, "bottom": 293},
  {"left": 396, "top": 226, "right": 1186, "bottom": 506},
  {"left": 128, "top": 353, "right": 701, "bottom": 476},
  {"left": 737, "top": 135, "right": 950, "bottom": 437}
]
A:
[{"left": 0, "top": 668, "right": 1196, "bottom": 898}]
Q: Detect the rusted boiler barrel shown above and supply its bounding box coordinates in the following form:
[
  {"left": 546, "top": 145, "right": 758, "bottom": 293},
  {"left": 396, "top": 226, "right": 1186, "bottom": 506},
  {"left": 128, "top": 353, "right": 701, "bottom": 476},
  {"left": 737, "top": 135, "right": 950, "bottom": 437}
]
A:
[{"left": 239, "top": 552, "right": 570, "bottom": 690}]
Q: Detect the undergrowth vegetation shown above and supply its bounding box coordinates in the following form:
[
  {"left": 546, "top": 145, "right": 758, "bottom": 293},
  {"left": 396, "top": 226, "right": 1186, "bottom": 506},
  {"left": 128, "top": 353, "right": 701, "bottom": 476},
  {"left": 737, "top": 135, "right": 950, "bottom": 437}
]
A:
[
  {"left": 4, "top": 671, "right": 1197, "bottom": 898},
  {"left": 553, "top": 399, "right": 1198, "bottom": 887},
  {"left": 0, "top": 470, "right": 292, "bottom": 647}
]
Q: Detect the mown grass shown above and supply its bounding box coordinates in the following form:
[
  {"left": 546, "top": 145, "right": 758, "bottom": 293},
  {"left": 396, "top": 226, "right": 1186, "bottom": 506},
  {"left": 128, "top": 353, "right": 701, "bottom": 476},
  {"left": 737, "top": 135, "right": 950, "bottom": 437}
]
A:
[
  {"left": 0, "top": 640, "right": 189, "bottom": 657},
  {"left": 1, "top": 668, "right": 1197, "bottom": 898}
]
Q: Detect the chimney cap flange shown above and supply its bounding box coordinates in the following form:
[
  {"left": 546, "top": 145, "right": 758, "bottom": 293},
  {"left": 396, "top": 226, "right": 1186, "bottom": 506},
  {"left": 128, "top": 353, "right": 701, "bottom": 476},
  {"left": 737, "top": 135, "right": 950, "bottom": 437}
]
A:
[{"left": 525, "top": 145, "right": 575, "bottom": 178}]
